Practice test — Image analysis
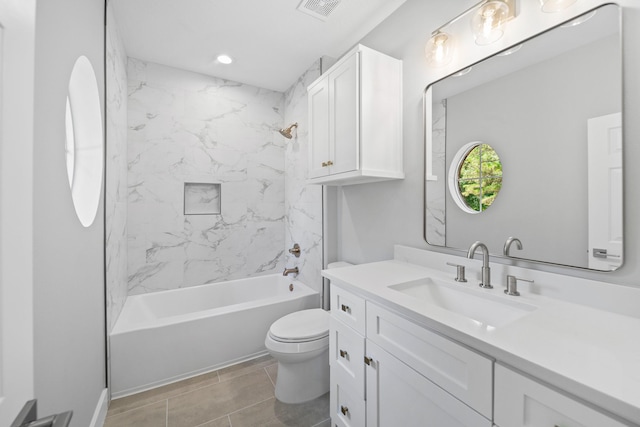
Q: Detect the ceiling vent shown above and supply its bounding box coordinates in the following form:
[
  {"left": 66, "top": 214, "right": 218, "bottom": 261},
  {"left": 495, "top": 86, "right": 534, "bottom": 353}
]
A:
[{"left": 297, "top": 0, "right": 343, "bottom": 21}]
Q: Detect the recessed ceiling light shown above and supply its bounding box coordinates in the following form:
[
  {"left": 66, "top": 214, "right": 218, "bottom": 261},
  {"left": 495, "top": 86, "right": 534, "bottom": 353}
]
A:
[{"left": 217, "top": 54, "right": 233, "bottom": 65}]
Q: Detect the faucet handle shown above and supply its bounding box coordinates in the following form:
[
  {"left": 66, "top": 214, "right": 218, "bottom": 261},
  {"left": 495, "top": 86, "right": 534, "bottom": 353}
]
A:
[
  {"left": 446, "top": 262, "right": 467, "bottom": 282},
  {"left": 505, "top": 275, "right": 534, "bottom": 296}
]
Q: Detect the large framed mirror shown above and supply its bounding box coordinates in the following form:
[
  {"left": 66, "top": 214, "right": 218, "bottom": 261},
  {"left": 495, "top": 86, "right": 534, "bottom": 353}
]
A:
[{"left": 424, "top": 4, "right": 622, "bottom": 271}]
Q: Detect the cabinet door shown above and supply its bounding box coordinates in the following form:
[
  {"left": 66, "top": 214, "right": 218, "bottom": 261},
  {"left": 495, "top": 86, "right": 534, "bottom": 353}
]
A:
[
  {"left": 308, "top": 77, "right": 330, "bottom": 178},
  {"left": 495, "top": 364, "right": 629, "bottom": 427},
  {"left": 330, "top": 317, "right": 365, "bottom": 398},
  {"left": 329, "top": 51, "right": 358, "bottom": 176},
  {"left": 365, "top": 341, "right": 492, "bottom": 427}
]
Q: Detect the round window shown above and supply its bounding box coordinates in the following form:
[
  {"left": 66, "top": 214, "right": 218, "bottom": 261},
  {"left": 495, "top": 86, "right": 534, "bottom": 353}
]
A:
[
  {"left": 448, "top": 142, "right": 503, "bottom": 213},
  {"left": 65, "top": 56, "right": 103, "bottom": 227}
]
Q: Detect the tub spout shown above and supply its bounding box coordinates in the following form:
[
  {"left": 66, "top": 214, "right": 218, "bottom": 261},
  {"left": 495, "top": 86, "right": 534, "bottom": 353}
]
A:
[{"left": 283, "top": 267, "right": 299, "bottom": 277}]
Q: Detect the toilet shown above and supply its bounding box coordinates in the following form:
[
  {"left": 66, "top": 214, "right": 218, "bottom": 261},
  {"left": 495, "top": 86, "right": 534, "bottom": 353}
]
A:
[{"left": 265, "top": 262, "right": 352, "bottom": 404}]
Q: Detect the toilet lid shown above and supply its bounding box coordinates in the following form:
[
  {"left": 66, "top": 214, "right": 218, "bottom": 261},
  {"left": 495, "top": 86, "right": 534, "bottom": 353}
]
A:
[{"left": 269, "top": 309, "right": 329, "bottom": 343}]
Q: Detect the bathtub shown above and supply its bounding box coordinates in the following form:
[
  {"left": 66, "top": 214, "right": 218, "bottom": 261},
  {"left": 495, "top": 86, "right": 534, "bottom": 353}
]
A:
[{"left": 110, "top": 274, "right": 318, "bottom": 397}]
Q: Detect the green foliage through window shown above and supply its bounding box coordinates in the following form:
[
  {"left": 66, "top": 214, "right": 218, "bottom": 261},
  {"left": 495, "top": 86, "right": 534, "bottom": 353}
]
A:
[{"left": 457, "top": 144, "right": 502, "bottom": 212}]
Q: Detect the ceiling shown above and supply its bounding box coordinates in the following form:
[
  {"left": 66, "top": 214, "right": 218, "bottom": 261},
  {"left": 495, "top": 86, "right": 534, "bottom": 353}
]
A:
[{"left": 110, "top": 0, "right": 408, "bottom": 92}]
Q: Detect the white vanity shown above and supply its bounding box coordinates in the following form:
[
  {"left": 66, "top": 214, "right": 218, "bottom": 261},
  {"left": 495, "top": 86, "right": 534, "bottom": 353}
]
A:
[{"left": 323, "top": 246, "right": 640, "bottom": 427}]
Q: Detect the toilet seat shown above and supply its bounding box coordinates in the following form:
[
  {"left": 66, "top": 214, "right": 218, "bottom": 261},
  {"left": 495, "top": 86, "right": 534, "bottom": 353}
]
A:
[{"left": 268, "top": 308, "right": 329, "bottom": 343}]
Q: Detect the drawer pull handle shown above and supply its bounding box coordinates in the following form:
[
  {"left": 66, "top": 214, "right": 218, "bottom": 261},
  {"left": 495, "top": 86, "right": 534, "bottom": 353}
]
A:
[
  {"left": 339, "top": 349, "right": 348, "bottom": 358},
  {"left": 341, "top": 304, "right": 351, "bottom": 313},
  {"left": 327, "top": 160, "right": 333, "bottom": 166},
  {"left": 322, "top": 162, "right": 328, "bottom": 167},
  {"left": 364, "top": 356, "right": 373, "bottom": 365},
  {"left": 340, "top": 405, "right": 349, "bottom": 416}
]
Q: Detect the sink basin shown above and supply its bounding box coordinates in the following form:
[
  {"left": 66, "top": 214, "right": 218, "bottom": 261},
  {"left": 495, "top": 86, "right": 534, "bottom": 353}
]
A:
[{"left": 389, "top": 278, "right": 536, "bottom": 328}]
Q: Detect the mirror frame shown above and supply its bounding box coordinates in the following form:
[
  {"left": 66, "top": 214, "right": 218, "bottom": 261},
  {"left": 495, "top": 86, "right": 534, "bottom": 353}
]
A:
[{"left": 423, "top": 3, "right": 624, "bottom": 272}]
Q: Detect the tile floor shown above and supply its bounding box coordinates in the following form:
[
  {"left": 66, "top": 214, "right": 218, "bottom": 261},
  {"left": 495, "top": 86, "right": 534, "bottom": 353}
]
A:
[{"left": 104, "top": 355, "right": 330, "bottom": 427}]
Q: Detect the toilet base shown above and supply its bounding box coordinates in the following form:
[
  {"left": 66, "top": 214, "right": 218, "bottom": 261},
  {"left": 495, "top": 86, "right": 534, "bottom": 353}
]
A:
[{"left": 273, "top": 348, "right": 329, "bottom": 404}]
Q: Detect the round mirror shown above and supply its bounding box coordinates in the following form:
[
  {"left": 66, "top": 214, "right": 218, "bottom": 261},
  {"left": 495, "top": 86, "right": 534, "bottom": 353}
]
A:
[
  {"left": 65, "top": 56, "right": 103, "bottom": 227},
  {"left": 448, "top": 142, "right": 502, "bottom": 213}
]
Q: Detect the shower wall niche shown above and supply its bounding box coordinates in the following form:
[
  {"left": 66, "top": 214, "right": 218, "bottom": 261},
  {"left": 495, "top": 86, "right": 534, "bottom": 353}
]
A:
[{"left": 126, "top": 58, "right": 287, "bottom": 295}]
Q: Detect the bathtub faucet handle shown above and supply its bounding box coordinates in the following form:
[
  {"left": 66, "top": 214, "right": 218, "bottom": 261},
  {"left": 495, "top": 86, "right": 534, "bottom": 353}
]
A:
[
  {"left": 283, "top": 267, "right": 299, "bottom": 277},
  {"left": 288, "top": 243, "right": 301, "bottom": 258}
]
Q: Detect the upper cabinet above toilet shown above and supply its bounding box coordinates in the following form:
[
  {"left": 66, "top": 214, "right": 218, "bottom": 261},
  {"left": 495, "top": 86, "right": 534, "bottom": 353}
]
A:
[{"left": 307, "top": 44, "right": 403, "bottom": 186}]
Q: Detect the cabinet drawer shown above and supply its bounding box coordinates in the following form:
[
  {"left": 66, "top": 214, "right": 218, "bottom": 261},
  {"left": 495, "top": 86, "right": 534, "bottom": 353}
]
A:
[
  {"left": 331, "top": 377, "right": 366, "bottom": 427},
  {"left": 330, "top": 316, "right": 365, "bottom": 398},
  {"left": 366, "top": 303, "right": 493, "bottom": 419},
  {"left": 331, "top": 285, "right": 366, "bottom": 335},
  {"left": 495, "top": 364, "right": 629, "bottom": 427}
]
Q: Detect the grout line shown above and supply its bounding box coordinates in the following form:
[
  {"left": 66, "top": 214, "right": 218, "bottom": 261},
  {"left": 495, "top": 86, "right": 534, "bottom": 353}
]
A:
[
  {"left": 264, "top": 365, "right": 276, "bottom": 388},
  {"left": 106, "top": 399, "right": 168, "bottom": 419},
  {"left": 165, "top": 399, "right": 168, "bottom": 427},
  {"left": 226, "top": 396, "right": 275, "bottom": 418},
  {"left": 310, "top": 417, "right": 331, "bottom": 427},
  {"left": 192, "top": 414, "right": 232, "bottom": 427},
  {"left": 227, "top": 414, "right": 233, "bottom": 427}
]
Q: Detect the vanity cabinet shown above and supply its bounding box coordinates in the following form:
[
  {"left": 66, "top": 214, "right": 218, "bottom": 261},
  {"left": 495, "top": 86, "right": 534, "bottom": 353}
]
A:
[
  {"left": 329, "top": 284, "right": 492, "bottom": 426},
  {"left": 494, "top": 364, "right": 628, "bottom": 427},
  {"left": 307, "top": 44, "right": 403, "bottom": 186}
]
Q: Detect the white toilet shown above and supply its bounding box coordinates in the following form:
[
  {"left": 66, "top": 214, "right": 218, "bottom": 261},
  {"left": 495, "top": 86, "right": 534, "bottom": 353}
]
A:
[
  {"left": 265, "top": 308, "right": 330, "bottom": 403},
  {"left": 265, "top": 261, "right": 352, "bottom": 404}
]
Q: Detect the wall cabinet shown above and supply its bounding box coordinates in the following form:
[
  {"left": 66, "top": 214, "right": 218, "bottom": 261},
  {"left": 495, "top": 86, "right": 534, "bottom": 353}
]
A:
[{"left": 307, "top": 44, "right": 403, "bottom": 185}]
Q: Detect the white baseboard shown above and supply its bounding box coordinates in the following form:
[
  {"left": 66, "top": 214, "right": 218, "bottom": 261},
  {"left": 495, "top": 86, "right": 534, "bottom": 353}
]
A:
[{"left": 89, "top": 388, "right": 109, "bottom": 427}]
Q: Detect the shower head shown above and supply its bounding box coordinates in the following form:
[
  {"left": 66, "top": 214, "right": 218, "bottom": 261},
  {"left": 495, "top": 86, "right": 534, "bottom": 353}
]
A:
[{"left": 278, "top": 123, "right": 298, "bottom": 139}]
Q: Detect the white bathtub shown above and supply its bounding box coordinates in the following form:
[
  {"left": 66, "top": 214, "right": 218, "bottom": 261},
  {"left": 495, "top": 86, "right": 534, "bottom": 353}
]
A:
[{"left": 110, "top": 274, "right": 318, "bottom": 397}]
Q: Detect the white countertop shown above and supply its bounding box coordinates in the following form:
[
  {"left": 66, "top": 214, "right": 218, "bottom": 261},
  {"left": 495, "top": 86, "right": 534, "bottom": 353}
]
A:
[{"left": 322, "top": 259, "right": 640, "bottom": 425}]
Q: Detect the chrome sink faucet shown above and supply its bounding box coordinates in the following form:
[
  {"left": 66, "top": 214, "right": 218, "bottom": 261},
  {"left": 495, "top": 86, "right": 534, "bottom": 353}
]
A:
[
  {"left": 467, "top": 241, "right": 492, "bottom": 289},
  {"left": 283, "top": 267, "right": 299, "bottom": 277}
]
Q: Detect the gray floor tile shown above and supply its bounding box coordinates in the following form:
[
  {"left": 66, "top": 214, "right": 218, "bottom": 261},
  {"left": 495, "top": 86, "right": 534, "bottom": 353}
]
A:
[
  {"left": 167, "top": 370, "right": 275, "bottom": 427},
  {"left": 104, "top": 400, "right": 167, "bottom": 427},
  {"left": 229, "top": 393, "right": 330, "bottom": 427},
  {"left": 265, "top": 363, "right": 278, "bottom": 387},
  {"left": 195, "top": 416, "right": 231, "bottom": 427},
  {"left": 217, "top": 354, "right": 276, "bottom": 383},
  {"left": 108, "top": 371, "right": 220, "bottom": 416}
]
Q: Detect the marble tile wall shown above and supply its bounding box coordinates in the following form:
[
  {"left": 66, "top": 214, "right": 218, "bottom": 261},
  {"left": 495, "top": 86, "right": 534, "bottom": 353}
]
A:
[
  {"left": 126, "top": 59, "right": 287, "bottom": 295},
  {"left": 105, "top": 1, "right": 129, "bottom": 332},
  {"left": 282, "top": 61, "right": 324, "bottom": 295},
  {"left": 425, "top": 101, "right": 446, "bottom": 246}
]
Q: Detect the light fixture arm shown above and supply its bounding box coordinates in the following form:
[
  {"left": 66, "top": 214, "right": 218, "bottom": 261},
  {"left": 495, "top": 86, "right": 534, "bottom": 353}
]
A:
[{"left": 430, "top": 0, "right": 516, "bottom": 36}]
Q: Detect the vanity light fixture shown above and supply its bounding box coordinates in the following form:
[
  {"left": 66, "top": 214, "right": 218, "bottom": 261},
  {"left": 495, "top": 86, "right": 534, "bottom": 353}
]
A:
[
  {"left": 425, "top": 0, "right": 515, "bottom": 67},
  {"left": 561, "top": 9, "right": 595, "bottom": 27},
  {"left": 540, "top": 0, "right": 577, "bottom": 13},
  {"left": 471, "top": 0, "right": 513, "bottom": 45},
  {"left": 425, "top": 31, "right": 454, "bottom": 67}
]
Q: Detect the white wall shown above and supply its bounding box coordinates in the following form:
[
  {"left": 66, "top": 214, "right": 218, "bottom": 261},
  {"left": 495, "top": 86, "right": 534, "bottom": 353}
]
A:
[
  {"left": 33, "top": 0, "right": 106, "bottom": 425},
  {"left": 332, "top": 0, "right": 640, "bottom": 287},
  {"left": 126, "top": 59, "right": 287, "bottom": 295}
]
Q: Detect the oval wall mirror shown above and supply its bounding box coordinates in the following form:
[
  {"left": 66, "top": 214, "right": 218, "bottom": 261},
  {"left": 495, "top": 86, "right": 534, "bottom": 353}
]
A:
[{"left": 66, "top": 55, "right": 104, "bottom": 227}]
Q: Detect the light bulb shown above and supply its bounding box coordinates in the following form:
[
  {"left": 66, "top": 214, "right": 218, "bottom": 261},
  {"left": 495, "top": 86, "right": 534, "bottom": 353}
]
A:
[
  {"left": 425, "top": 32, "right": 453, "bottom": 67},
  {"left": 471, "top": 1, "right": 510, "bottom": 46},
  {"left": 540, "top": 0, "right": 577, "bottom": 13}
]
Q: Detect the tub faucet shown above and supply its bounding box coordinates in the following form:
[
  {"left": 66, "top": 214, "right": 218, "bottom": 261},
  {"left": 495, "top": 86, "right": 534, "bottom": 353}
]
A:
[
  {"left": 467, "top": 241, "right": 492, "bottom": 289},
  {"left": 283, "top": 267, "right": 299, "bottom": 277}
]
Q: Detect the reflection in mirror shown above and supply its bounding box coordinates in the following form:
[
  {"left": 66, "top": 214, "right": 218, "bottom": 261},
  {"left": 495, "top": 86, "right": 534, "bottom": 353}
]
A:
[
  {"left": 424, "top": 4, "right": 622, "bottom": 271},
  {"left": 449, "top": 142, "right": 503, "bottom": 214}
]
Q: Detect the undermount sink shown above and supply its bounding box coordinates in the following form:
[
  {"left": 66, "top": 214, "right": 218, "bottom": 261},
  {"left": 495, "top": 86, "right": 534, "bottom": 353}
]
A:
[{"left": 389, "top": 278, "right": 536, "bottom": 328}]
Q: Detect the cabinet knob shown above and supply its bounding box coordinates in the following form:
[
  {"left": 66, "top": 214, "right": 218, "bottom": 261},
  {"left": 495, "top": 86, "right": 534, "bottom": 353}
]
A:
[
  {"left": 364, "top": 356, "right": 373, "bottom": 365},
  {"left": 327, "top": 160, "right": 333, "bottom": 166},
  {"left": 321, "top": 162, "right": 328, "bottom": 167},
  {"left": 341, "top": 304, "right": 351, "bottom": 313},
  {"left": 339, "top": 349, "right": 348, "bottom": 358},
  {"left": 340, "top": 405, "right": 349, "bottom": 416}
]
